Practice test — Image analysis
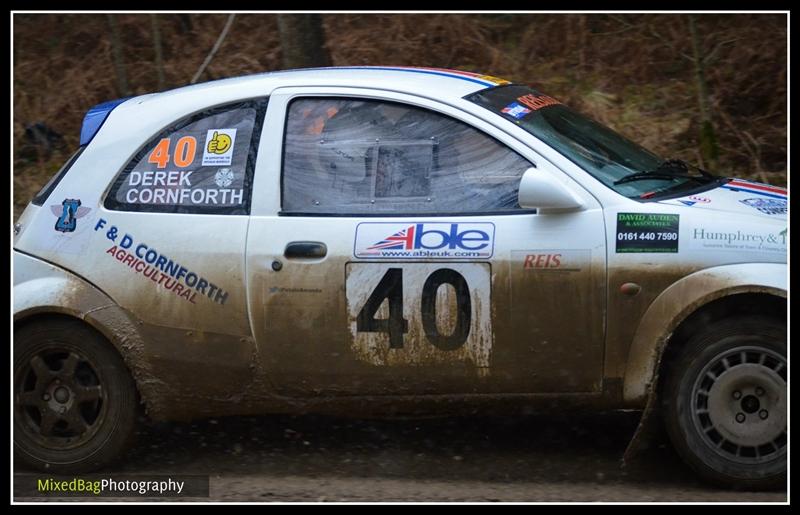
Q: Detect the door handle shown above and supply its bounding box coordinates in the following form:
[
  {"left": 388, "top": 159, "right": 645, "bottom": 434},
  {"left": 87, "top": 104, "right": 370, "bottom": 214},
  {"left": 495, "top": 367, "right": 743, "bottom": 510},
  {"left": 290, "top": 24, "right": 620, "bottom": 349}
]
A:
[{"left": 284, "top": 241, "right": 327, "bottom": 259}]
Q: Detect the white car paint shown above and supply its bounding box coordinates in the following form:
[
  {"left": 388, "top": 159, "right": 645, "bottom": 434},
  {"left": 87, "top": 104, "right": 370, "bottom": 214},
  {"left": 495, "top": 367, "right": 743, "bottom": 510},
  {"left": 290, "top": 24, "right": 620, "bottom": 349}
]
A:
[{"left": 13, "top": 66, "right": 787, "bottom": 408}]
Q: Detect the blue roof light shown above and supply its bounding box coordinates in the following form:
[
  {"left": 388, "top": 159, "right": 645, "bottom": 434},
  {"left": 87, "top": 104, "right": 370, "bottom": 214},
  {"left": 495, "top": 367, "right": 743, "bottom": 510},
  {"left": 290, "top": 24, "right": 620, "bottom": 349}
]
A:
[{"left": 79, "top": 97, "right": 130, "bottom": 146}]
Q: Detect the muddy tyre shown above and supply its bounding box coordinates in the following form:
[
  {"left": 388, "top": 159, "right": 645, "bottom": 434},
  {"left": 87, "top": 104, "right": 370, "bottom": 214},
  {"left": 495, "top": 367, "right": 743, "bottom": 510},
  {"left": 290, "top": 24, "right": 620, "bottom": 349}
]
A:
[
  {"left": 661, "top": 316, "right": 786, "bottom": 490},
  {"left": 14, "top": 318, "right": 139, "bottom": 473}
]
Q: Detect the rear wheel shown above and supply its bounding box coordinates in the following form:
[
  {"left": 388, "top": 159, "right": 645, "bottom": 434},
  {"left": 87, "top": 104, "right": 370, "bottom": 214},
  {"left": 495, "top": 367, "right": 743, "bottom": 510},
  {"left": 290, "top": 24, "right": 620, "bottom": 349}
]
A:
[
  {"left": 661, "top": 316, "right": 786, "bottom": 490},
  {"left": 14, "top": 318, "right": 139, "bottom": 473}
]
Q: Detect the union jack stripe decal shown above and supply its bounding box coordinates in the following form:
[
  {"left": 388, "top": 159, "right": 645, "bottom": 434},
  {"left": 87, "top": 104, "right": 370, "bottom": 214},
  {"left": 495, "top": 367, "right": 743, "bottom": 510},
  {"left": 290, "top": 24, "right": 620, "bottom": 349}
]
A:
[
  {"left": 366, "top": 225, "right": 416, "bottom": 251},
  {"left": 722, "top": 180, "right": 788, "bottom": 199}
]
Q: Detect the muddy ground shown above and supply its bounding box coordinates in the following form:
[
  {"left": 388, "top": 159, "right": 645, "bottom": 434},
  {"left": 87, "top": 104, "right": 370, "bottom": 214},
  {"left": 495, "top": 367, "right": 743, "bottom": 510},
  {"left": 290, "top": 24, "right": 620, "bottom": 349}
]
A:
[{"left": 14, "top": 411, "right": 787, "bottom": 502}]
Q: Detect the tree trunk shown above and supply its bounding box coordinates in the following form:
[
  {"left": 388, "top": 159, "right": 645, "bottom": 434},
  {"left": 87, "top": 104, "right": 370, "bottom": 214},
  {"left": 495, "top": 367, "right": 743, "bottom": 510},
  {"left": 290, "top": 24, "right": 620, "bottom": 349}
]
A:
[
  {"left": 276, "top": 14, "right": 332, "bottom": 69},
  {"left": 578, "top": 14, "right": 587, "bottom": 75},
  {"left": 151, "top": 15, "right": 166, "bottom": 90},
  {"left": 107, "top": 15, "right": 130, "bottom": 97},
  {"left": 688, "top": 15, "right": 719, "bottom": 170},
  {"left": 190, "top": 14, "right": 236, "bottom": 85},
  {"left": 177, "top": 14, "right": 193, "bottom": 34}
]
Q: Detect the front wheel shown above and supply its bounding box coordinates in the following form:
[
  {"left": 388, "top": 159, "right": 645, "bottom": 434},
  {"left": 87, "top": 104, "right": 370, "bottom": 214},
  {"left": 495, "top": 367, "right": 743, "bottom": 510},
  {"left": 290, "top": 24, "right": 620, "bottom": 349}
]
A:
[
  {"left": 14, "top": 318, "right": 139, "bottom": 473},
  {"left": 661, "top": 315, "right": 786, "bottom": 490}
]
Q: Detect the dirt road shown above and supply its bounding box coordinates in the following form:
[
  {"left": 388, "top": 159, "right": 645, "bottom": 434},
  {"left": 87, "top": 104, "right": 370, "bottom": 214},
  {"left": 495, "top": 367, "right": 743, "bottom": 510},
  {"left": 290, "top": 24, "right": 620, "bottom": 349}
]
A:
[{"left": 14, "top": 412, "right": 787, "bottom": 502}]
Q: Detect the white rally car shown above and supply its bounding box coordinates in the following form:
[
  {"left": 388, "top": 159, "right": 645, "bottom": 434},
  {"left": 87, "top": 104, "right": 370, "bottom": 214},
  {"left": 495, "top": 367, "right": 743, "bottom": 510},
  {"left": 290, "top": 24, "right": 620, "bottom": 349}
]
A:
[{"left": 13, "top": 67, "right": 787, "bottom": 489}]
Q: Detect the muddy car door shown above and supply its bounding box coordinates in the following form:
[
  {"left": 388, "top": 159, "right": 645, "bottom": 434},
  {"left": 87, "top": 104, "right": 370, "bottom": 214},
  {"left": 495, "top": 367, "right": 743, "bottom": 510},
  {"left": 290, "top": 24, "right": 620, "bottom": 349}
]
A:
[{"left": 246, "top": 87, "right": 606, "bottom": 397}]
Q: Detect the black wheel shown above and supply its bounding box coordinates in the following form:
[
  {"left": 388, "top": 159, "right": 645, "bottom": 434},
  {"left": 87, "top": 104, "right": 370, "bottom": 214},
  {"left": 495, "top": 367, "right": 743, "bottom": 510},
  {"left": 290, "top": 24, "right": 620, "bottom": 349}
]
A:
[
  {"left": 661, "top": 315, "right": 786, "bottom": 490},
  {"left": 14, "top": 318, "right": 139, "bottom": 473}
]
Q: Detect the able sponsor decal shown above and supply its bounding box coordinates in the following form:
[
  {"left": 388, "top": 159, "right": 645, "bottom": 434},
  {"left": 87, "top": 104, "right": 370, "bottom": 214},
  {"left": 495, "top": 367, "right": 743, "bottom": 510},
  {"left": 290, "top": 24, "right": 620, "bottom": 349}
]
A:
[
  {"left": 354, "top": 222, "right": 495, "bottom": 259},
  {"left": 51, "top": 199, "right": 91, "bottom": 232},
  {"left": 689, "top": 223, "right": 787, "bottom": 253},
  {"left": 513, "top": 249, "right": 590, "bottom": 272},
  {"left": 94, "top": 218, "right": 229, "bottom": 305},
  {"left": 616, "top": 213, "right": 680, "bottom": 253},
  {"left": 202, "top": 129, "right": 237, "bottom": 166},
  {"left": 739, "top": 198, "right": 787, "bottom": 216}
]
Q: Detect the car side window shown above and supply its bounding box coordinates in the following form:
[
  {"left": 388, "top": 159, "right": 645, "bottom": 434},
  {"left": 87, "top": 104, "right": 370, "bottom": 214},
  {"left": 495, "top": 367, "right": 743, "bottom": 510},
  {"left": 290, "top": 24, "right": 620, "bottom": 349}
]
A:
[
  {"left": 282, "top": 98, "right": 533, "bottom": 215},
  {"left": 105, "top": 99, "right": 267, "bottom": 215}
]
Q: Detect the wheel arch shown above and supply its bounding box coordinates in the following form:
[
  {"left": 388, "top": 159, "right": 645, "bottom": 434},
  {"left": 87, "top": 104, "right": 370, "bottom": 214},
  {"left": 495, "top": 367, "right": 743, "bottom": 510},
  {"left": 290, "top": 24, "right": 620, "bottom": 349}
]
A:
[
  {"left": 14, "top": 251, "right": 167, "bottom": 420},
  {"left": 623, "top": 263, "right": 786, "bottom": 407},
  {"left": 620, "top": 263, "right": 786, "bottom": 465}
]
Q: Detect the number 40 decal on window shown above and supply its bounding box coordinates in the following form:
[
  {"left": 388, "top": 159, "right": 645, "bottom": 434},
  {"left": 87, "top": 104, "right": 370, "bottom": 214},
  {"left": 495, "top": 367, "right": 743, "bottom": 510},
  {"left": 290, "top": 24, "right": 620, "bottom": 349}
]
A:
[
  {"left": 345, "top": 263, "right": 492, "bottom": 369},
  {"left": 147, "top": 136, "right": 197, "bottom": 169}
]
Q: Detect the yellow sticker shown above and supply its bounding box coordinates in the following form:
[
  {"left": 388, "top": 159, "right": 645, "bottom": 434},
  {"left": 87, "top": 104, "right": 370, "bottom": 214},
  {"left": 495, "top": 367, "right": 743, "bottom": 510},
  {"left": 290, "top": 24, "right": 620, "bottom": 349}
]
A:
[
  {"left": 202, "top": 128, "right": 237, "bottom": 166},
  {"left": 207, "top": 131, "right": 233, "bottom": 154},
  {"left": 477, "top": 74, "right": 511, "bottom": 85}
]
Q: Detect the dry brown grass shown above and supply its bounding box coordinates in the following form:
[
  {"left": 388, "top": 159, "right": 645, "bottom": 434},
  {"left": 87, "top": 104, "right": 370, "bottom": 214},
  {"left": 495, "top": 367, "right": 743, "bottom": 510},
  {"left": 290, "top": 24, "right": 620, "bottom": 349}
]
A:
[{"left": 13, "top": 13, "right": 787, "bottom": 218}]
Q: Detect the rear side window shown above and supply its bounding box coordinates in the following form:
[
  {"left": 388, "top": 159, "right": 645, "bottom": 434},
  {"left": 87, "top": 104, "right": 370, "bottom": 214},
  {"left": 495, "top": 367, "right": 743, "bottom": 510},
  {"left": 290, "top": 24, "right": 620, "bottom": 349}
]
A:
[
  {"left": 105, "top": 99, "right": 267, "bottom": 215},
  {"left": 282, "top": 98, "right": 533, "bottom": 215},
  {"left": 31, "top": 147, "right": 86, "bottom": 206}
]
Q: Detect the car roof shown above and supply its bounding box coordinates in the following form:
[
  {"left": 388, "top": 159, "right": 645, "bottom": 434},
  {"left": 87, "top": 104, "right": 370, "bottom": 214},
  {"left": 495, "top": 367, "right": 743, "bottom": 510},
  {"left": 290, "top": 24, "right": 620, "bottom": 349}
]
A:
[
  {"left": 138, "top": 66, "right": 510, "bottom": 106},
  {"left": 85, "top": 67, "right": 515, "bottom": 167}
]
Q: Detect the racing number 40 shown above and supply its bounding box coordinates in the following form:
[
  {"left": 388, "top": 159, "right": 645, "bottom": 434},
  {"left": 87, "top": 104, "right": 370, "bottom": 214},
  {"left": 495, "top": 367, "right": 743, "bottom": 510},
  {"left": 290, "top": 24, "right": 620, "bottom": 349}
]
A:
[
  {"left": 355, "top": 269, "right": 407, "bottom": 348},
  {"left": 356, "top": 268, "right": 472, "bottom": 351},
  {"left": 147, "top": 136, "right": 197, "bottom": 169}
]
